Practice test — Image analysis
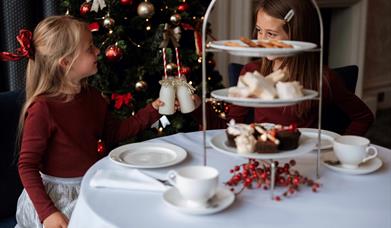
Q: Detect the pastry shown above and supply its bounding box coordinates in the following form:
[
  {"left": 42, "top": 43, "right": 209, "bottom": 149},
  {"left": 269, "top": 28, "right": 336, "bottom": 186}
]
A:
[{"left": 275, "top": 81, "right": 304, "bottom": 99}]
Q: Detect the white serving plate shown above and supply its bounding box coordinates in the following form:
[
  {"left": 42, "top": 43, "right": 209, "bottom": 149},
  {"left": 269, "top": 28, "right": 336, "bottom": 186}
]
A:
[
  {"left": 211, "top": 88, "right": 318, "bottom": 107},
  {"left": 209, "top": 40, "right": 317, "bottom": 57},
  {"left": 109, "top": 142, "right": 187, "bottom": 169}
]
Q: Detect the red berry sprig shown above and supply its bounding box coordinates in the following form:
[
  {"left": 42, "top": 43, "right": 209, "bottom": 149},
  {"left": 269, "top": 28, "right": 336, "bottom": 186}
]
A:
[{"left": 226, "top": 159, "right": 320, "bottom": 201}]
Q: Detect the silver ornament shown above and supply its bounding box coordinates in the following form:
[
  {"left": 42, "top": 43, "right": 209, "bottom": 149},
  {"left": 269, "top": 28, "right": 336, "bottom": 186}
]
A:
[
  {"left": 103, "top": 15, "right": 115, "bottom": 29},
  {"left": 170, "top": 14, "right": 181, "bottom": 25}
]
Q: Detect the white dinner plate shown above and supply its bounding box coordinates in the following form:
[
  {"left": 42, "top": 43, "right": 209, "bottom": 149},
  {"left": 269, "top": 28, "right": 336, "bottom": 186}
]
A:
[
  {"left": 211, "top": 88, "right": 318, "bottom": 107},
  {"left": 209, "top": 40, "right": 317, "bottom": 57},
  {"left": 162, "top": 187, "right": 235, "bottom": 215},
  {"left": 299, "top": 128, "right": 340, "bottom": 150},
  {"left": 109, "top": 142, "right": 187, "bottom": 168},
  {"left": 209, "top": 133, "right": 317, "bottom": 160},
  {"left": 321, "top": 151, "right": 383, "bottom": 175}
]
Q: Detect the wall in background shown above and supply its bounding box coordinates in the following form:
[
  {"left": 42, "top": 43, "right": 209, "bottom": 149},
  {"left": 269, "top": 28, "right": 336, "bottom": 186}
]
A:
[{"left": 363, "top": 0, "right": 391, "bottom": 110}]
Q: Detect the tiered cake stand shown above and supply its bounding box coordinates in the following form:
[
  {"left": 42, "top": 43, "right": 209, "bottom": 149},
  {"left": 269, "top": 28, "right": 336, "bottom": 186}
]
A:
[{"left": 201, "top": 0, "right": 325, "bottom": 199}]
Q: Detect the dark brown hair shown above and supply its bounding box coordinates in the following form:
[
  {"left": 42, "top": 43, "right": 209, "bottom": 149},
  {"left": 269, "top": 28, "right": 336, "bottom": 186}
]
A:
[{"left": 255, "top": 0, "right": 320, "bottom": 117}]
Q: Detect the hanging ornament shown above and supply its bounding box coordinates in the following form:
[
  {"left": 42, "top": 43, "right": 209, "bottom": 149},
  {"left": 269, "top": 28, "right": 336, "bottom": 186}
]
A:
[
  {"left": 86, "top": 0, "right": 106, "bottom": 12},
  {"left": 105, "top": 45, "right": 123, "bottom": 61},
  {"left": 166, "top": 63, "right": 177, "bottom": 74},
  {"left": 180, "top": 66, "right": 191, "bottom": 75},
  {"left": 88, "top": 22, "right": 100, "bottom": 32},
  {"left": 80, "top": 2, "right": 92, "bottom": 16},
  {"left": 170, "top": 14, "right": 181, "bottom": 25},
  {"left": 137, "top": 2, "right": 155, "bottom": 18},
  {"left": 119, "top": 0, "right": 133, "bottom": 6},
  {"left": 177, "top": 3, "right": 189, "bottom": 12},
  {"left": 103, "top": 15, "right": 115, "bottom": 29},
  {"left": 135, "top": 80, "right": 148, "bottom": 92}
]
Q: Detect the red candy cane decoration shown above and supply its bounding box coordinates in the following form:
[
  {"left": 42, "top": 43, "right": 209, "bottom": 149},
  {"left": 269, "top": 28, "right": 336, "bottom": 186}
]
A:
[
  {"left": 175, "top": 47, "right": 181, "bottom": 78},
  {"left": 162, "top": 48, "right": 168, "bottom": 79}
]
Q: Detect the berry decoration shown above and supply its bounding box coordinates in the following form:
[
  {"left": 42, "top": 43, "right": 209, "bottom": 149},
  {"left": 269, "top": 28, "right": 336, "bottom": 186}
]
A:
[{"left": 226, "top": 159, "right": 320, "bottom": 200}]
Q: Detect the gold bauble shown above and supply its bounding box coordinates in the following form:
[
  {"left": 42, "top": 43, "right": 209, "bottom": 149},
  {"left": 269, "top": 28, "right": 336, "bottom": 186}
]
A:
[
  {"left": 135, "top": 80, "right": 148, "bottom": 92},
  {"left": 137, "top": 2, "right": 155, "bottom": 18}
]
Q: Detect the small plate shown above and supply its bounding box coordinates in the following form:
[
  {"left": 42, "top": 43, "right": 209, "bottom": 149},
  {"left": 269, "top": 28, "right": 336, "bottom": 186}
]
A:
[
  {"left": 321, "top": 151, "right": 383, "bottom": 175},
  {"left": 109, "top": 142, "right": 187, "bottom": 169},
  {"left": 211, "top": 88, "right": 318, "bottom": 107},
  {"left": 162, "top": 187, "right": 235, "bottom": 215},
  {"left": 299, "top": 128, "right": 340, "bottom": 150},
  {"left": 209, "top": 133, "right": 317, "bottom": 160},
  {"left": 209, "top": 40, "right": 317, "bottom": 57}
]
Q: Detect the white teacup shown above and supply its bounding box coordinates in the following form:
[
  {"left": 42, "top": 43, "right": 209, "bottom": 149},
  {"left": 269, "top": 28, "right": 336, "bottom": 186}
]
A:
[
  {"left": 333, "top": 135, "right": 378, "bottom": 169},
  {"left": 167, "top": 166, "right": 219, "bottom": 208}
]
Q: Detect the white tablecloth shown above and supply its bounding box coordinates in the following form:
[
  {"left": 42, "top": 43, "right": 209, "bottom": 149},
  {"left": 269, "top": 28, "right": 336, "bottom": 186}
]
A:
[{"left": 69, "top": 130, "right": 391, "bottom": 228}]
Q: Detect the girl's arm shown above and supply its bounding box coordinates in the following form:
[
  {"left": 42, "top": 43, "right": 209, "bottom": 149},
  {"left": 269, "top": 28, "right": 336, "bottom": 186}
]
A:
[
  {"left": 326, "top": 69, "right": 374, "bottom": 135},
  {"left": 18, "top": 101, "right": 59, "bottom": 222},
  {"left": 104, "top": 102, "right": 161, "bottom": 143}
]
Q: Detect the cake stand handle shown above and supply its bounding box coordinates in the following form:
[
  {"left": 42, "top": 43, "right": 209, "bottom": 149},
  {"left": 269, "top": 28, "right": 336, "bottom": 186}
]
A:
[
  {"left": 201, "top": 0, "right": 217, "bottom": 166},
  {"left": 310, "top": 0, "right": 324, "bottom": 179}
]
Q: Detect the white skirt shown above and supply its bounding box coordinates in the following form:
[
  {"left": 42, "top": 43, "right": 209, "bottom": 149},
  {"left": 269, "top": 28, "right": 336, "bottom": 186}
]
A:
[{"left": 15, "top": 173, "right": 82, "bottom": 228}]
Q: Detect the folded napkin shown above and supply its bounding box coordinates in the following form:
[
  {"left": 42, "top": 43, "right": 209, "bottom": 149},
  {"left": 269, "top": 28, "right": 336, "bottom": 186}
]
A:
[{"left": 90, "top": 169, "right": 168, "bottom": 192}]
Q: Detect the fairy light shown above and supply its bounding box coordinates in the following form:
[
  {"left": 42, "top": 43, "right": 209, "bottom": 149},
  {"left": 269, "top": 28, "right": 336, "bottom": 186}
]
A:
[
  {"left": 146, "top": 26, "right": 151, "bottom": 31},
  {"left": 189, "top": 81, "right": 193, "bottom": 85}
]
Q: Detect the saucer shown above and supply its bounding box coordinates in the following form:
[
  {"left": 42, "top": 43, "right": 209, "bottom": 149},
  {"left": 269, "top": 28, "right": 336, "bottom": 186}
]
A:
[
  {"left": 162, "top": 187, "right": 235, "bottom": 215},
  {"left": 321, "top": 151, "right": 383, "bottom": 175}
]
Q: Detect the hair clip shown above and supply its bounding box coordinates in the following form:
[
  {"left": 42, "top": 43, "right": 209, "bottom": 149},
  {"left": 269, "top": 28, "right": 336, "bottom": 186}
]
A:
[{"left": 284, "top": 9, "right": 295, "bottom": 23}]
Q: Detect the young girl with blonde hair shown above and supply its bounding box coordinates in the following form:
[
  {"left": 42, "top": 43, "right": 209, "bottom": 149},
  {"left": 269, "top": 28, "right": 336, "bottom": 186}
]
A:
[{"left": 1, "top": 15, "right": 163, "bottom": 228}]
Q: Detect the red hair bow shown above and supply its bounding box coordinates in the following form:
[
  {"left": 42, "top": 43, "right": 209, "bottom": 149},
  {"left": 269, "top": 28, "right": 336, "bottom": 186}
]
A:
[
  {"left": 0, "top": 29, "right": 34, "bottom": 61},
  {"left": 111, "top": 92, "right": 133, "bottom": 110}
]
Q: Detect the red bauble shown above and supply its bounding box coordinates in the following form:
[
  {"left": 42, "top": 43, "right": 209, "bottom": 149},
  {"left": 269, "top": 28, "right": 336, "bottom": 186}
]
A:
[
  {"left": 80, "top": 2, "right": 92, "bottom": 16},
  {"left": 178, "top": 3, "right": 189, "bottom": 12},
  {"left": 119, "top": 0, "right": 133, "bottom": 5},
  {"left": 105, "top": 45, "right": 123, "bottom": 61},
  {"left": 180, "top": 66, "right": 191, "bottom": 75},
  {"left": 88, "top": 22, "right": 100, "bottom": 32}
]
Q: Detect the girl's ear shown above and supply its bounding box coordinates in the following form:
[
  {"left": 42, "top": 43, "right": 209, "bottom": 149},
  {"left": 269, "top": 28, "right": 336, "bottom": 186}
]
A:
[{"left": 59, "top": 57, "right": 70, "bottom": 68}]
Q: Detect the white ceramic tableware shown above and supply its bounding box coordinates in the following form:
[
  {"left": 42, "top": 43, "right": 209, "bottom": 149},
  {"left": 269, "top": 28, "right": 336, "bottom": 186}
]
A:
[
  {"left": 321, "top": 151, "right": 382, "bottom": 175},
  {"left": 109, "top": 142, "right": 187, "bottom": 168},
  {"left": 333, "top": 135, "right": 378, "bottom": 169},
  {"left": 162, "top": 187, "right": 235, "bottom": 215},
  {"left": 167, "top": 166, "right": 219, "bottom": 208}
]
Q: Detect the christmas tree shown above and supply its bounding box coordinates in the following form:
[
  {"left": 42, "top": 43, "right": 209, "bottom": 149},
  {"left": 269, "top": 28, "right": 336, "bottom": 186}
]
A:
[{"left": 61, "top": 0, "right": 224, "bottom": 141}]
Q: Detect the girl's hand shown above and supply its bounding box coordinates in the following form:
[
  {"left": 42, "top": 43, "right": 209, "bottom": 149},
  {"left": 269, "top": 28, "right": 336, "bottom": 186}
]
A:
[
  {"left": 192, "top": 95, "right": 201, "bottom": 109},
  {"left": 43, "top": 211, "right": 69, "bottom": 228},
  {"left": 152, "top": 99, "right": 164, "bottom": 110}
]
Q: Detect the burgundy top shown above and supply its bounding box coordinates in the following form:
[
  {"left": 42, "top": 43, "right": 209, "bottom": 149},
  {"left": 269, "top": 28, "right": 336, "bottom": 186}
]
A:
[
  {"left": 202, "top": 61, "right": 374, "bottom": 135},
  {"left": 18, "top": 87, "right": 160, "bottom": 222}
]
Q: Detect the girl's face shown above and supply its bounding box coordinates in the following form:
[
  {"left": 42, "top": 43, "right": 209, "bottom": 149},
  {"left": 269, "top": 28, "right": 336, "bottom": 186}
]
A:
[
  {"left": 67, "top": 30, "right": 100, "bottom": 83},
  {"left": 256, "top": 9, "right": 289, "bottom": 61},
  {"left": 255, "top": 9, "right": 289, "bottom": 41}
]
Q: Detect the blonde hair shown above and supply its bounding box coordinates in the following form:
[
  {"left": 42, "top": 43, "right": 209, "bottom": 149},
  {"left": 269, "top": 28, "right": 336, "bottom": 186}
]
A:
[{"left": 17, "top": 15, "right": 90, "bottom": 149}]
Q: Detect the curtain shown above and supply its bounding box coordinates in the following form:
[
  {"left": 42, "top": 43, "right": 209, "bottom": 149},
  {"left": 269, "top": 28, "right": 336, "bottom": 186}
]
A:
[{"left": 0, "top": 0, "right": 60, "bottom": 92}]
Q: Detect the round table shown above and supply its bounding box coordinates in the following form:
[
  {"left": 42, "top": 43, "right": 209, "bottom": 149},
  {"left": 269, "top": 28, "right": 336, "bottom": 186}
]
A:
[{"left": 69, "top": 130, "right": 391, "bottom": 228}]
